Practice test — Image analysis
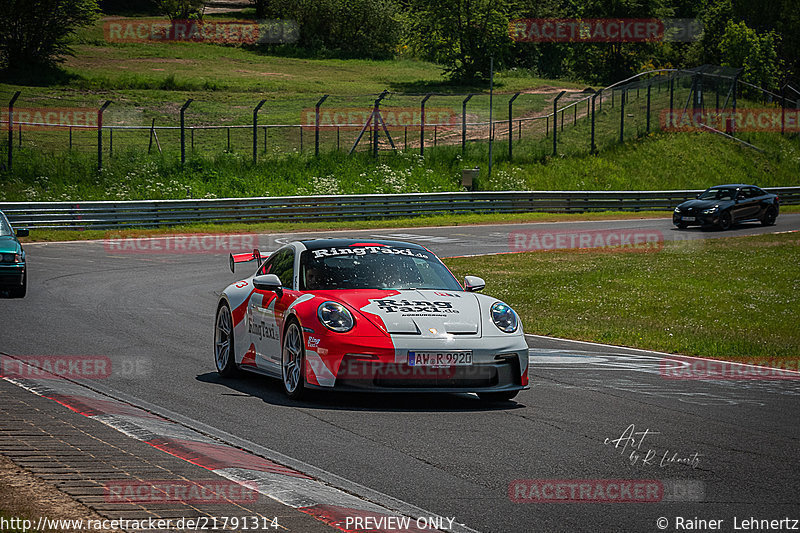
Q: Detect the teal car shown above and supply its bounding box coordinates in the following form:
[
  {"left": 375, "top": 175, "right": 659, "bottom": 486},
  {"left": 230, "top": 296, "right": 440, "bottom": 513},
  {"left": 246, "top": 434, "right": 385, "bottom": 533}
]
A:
[{"left": 0, "top": 211, "right": 28, "bottom": 298}]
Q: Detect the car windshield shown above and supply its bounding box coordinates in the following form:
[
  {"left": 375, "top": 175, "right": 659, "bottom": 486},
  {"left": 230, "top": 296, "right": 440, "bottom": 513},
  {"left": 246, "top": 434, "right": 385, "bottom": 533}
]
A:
[
  {"left": 0, "top": 216, "right": 12, "bottom": 237},
  {"left": 301, "top": 245, "right": 463, "bottom": 291},
  {"left": 698, "top": 188, "right": 737, "bottom": 201}
]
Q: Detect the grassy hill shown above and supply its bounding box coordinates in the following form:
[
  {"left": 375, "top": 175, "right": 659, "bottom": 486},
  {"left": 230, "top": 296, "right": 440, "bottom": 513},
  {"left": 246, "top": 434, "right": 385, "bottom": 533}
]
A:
[{"left": 1, "top": 15, "right": 798, "bottom": 202}]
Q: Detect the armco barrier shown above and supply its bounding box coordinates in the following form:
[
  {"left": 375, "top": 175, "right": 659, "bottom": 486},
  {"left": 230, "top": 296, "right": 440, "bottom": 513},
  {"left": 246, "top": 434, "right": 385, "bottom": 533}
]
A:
[{"left": 1, "top": 188, "right": 798, "bottom": 230}]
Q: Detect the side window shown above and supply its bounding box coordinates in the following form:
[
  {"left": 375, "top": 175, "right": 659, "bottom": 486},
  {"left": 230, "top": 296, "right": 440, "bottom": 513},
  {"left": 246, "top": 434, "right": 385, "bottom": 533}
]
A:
[{"left": 262, "top": 248, "right": 295, "bottom": 289}]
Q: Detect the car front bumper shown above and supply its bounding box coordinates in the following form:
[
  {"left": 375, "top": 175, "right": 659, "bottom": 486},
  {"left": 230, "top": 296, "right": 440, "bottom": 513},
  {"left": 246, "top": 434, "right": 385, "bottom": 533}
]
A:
[
  {"left": 0, "top": 264, "right": 25, "bottom": 288},
  {"left": 309, "top": 335, "right": 530, "bottom": 393},
  {"left": 673, "top": 213, "right": 719, "bottom": 226}
]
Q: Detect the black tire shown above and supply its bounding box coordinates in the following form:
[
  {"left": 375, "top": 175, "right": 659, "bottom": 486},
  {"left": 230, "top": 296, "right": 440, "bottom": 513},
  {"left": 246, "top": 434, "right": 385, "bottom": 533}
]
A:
[
  {"left": 10, "top": 271, "right": 26, "bottom": 298},
  {"left": 214, "top": 302, "right": 238, "bottom": 376},
  {"left": 676, "top": 222, "right": 688, "bottom": 229},
  {"left": 761, "top": 206, "right": 778, "bottom": 226},
  {"left": 477, "top": 390, "right": 519, "bottom": 403},
  {"left": 718, "top": 211, "right": 733, "bottom": 231},
  {"left": 281, "top": 319, "right": 306, "bottom": 400}
]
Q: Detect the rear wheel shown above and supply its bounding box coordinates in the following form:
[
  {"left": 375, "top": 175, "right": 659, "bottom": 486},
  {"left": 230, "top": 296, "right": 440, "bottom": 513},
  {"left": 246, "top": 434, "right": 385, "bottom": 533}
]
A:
[
  {"left": 477, "top": 390, "right": 519, "bottom": 403},
  {"left": 761, "top": 206, "right": 778, "bottom": 226},
  {"left": 282, "top": 320, "right": 306, "bottom": 400},
  {"left": 10, "top": 271, "right": 26, "bottom": 298},
  {"left": 718, "top": 211, "right": 733, "bottom": 231},
  {"left": 215, "top": 302, "right": 237, "bottom": 376}
]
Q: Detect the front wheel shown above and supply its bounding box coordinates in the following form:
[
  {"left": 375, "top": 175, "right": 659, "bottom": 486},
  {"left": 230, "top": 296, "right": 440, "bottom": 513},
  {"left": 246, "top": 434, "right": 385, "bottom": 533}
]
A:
[
  {"left": 761, "top": 206, "right": 778, "bottom": 226},
  {"left": 282, "top": 320, "right": 306, "bottom": 400},
  {"left": 718, "top": 211, "right": 733, "bottom": 231},
  {"left": 477, "top": 390, "right": 519, "bottom": 403},
  {"left": 214, "top": 302, "right": 238, "bottom": 376},
  {"left": 676, "top": 222, "right": 688, "bottom": 229}
]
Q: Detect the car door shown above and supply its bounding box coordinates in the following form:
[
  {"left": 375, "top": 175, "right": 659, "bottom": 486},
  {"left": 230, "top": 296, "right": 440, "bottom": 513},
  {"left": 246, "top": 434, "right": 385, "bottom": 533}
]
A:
[
  {"left": 248, "top": 246, "right": 295, "bottom": 372},
  {"left": 731, "top": 188, "right": 752, "bottom": 221},
  {"left": 739, "top": 187, "right": 762, "bottom": 220}
]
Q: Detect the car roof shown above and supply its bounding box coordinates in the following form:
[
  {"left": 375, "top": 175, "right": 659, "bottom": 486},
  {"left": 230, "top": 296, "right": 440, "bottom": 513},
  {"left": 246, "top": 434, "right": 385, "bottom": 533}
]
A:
[
  {"left": 709, "top": 184, "right": 755, "bottom": 188},
  {"left": 299, "top": 238, "right": 429, "bottom": 251}
]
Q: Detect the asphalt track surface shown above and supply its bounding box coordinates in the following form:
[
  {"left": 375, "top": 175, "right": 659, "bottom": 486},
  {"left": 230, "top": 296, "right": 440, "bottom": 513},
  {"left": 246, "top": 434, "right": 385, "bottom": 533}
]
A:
[{"left": 2, "top": 215, "right": 800, "bottom": 532}]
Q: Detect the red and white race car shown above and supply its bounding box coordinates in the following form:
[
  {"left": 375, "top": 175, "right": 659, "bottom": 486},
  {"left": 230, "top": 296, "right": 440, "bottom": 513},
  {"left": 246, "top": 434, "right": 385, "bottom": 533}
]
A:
[{"left": 214, "top": 239, "right": 529, "bottom": 401}]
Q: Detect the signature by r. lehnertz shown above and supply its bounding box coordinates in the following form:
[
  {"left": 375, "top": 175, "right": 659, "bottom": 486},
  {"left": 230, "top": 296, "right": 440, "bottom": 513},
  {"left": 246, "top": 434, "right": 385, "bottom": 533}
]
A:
[{"left": 604, "top": 424, "right": 701, "bottom": 469}]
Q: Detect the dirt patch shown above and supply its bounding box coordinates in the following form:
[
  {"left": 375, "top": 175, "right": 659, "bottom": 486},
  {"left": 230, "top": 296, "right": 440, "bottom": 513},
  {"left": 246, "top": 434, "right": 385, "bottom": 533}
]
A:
[
  {"left": 233, "top": 69, "right": 292, "bottom": 77},
  {"left": 0, "top": 455, "right": 124, "bottom": 533},
  {"left": 203, "top": 0, "right": 250, "bottom": 14},
  {"left": 134, "top": 58, "right": 197, "bottom": 64}
]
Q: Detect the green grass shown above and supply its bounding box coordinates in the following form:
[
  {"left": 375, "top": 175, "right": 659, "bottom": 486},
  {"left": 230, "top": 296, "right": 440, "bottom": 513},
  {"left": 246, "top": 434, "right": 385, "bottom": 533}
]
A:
[
  {"left": 445, "top": 232, "right": 800, "bottom": 361},
  {"left": 2, "top": 129, "right": 798, "bottom": 202},
  {"left": 17, "top": 210, "right": 673, "bottom": 243},
  {"left": 1, "top": 16, "right": 798, "bottom": 205}
]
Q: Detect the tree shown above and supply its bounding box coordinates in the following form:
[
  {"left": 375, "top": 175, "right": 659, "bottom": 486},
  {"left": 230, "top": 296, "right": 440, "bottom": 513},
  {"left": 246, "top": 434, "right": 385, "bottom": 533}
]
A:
[
  {"left": 718, "top": 20, "right": 782, "bottom": 90},
  {"left": 405, "top": 0, "right": 515, "bottom": 81},
  {"left": 0, "top": 0, "right": 99, "bottom": 71}
]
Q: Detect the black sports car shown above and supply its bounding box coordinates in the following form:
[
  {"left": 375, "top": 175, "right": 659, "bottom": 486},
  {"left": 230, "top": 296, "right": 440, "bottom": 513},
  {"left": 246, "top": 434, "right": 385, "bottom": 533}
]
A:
[{"left": 673, "top": 184, "right": 779, "bottom": 230}]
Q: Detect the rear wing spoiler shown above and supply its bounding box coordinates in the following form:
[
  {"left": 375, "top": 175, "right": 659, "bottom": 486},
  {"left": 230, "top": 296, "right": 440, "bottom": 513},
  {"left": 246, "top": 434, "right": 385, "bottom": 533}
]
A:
[{"left": 229, "top": 249, "right": 265, "bottom": 273}]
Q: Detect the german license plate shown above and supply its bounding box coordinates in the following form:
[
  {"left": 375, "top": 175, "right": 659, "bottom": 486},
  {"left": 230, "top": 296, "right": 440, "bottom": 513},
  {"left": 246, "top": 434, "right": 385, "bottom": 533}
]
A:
[
  {"left": 681, "top": 216, "right": 695, "bottom": 221},
  {"left": 408, "top": 351, "right": 473, "bottom": 367}
]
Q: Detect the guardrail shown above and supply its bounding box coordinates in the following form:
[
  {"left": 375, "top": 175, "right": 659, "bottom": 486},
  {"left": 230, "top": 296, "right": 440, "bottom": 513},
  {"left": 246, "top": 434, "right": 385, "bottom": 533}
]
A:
[{"left": 2, "top": 187, "right": 798, "bottom": 230}]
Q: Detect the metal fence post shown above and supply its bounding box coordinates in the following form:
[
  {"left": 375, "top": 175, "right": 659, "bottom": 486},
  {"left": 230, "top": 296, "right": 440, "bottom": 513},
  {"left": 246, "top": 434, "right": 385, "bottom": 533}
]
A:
[
  {"left": 732, "top": 73, "right": 739, "bottom": 136},
  {"left": 148, "top": 119, "right": 155, "bottom": 153},
  {"left": 590, "top": 91, "right": 598, "bottom": 154},
  {"left": 109, "top": 128, "right": 113, "bottom": 158},
  {"left": 508, "top": 92, "right": 520, "bottom": 160},
  {"left": 97, "top": 100, "right": 111, "bottom": 171},
  {"left": 553, "top": 91, "right": 566, "bottom": 156},
  {"left": 7, "top": 91, "right": 20, "bottom": 171},
  {"left": 253, "top": 99, "right": 266, "bottom": 164},
  {"left": 781, "top": 86, "right": 786, "bottom": 135},
  {"left": 619, "top": 89, "right": 626, "bottom": 143},
  {"left": 461, "top": 94, "right": 473, "bottom": 154},
  {"left": 420, "top": 94, "right": 432, "bottom": 156},
  {"left": 646, "top": 83, "right": 651, "bottom": 134},
  {"left": 669, "top": 76, "right": 674, "bottom": 120},
  {"left": 315, "top": 94, "right": 328, "bottom": 156},
  {"left": 180, "top": 99, "right": 193, "bottom": 165}
]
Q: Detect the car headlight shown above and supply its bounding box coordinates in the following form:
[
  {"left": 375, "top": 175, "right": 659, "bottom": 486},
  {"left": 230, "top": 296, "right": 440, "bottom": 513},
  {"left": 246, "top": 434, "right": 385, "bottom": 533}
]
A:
[
  {"left": 1, "top": 253, "right": 20, "bottom": 263},
  {"left": 702, "top": 206, "right": 718, "bottom": 214},
  {"left": 491, "top": 302, "right": 518, "bottom": 333},
  {"left": 317, "top": 301, "right": 355, "bottom": 333},
  {"left": 674, "top": 207, "right": 681, "bottom": 213}
]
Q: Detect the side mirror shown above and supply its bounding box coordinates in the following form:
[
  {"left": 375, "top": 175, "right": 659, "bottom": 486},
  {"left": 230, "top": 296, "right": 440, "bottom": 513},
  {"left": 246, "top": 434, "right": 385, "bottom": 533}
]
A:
[
  {"left": 464, "top": 275, "right": 485, "bottom": 292},
  {"left": 16, "top": 228, "right": 29, "bottom": 238},
  {"left": 253, "top": 274, "right": 282, "bottom": 294}
]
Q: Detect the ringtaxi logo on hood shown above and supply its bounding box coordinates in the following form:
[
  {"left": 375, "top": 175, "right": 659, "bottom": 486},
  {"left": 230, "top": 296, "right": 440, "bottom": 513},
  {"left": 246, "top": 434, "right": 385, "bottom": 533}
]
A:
[{"left": 312, "top": 247, "right": 431, "bottom": 259}]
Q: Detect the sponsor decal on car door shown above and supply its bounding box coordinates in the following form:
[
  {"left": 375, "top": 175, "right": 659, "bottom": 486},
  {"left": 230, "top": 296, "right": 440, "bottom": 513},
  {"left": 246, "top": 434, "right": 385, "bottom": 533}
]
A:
[{"left": 248, "top": 291, "right": 282, "bottom": 370}]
